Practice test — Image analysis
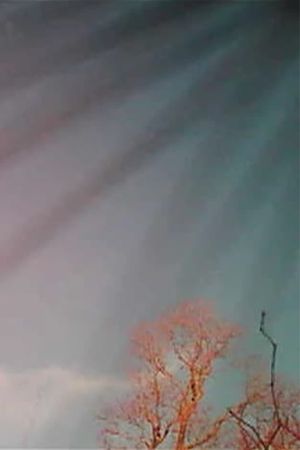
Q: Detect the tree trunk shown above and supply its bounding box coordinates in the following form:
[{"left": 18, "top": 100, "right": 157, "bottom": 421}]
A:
[{"left": 175, "top": 422, "right": 188, "bottom": 450}]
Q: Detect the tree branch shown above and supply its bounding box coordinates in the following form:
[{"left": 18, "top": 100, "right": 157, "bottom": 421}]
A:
[
  {"left": 228, "top": 407, "right": 267, "bottom": 449},
  {"left": 229, "top": 311, "right": 284, "bottom": 450},
  {"left": 259, "top": 310, "right": 281, "bottom": 426}
]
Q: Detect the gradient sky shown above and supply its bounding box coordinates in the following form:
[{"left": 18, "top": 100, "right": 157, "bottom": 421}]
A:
[{"left": 0, "top": 1, "right": 299, "bottom": 447}]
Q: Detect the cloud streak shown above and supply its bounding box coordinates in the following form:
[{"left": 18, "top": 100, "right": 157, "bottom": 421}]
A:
[{"left": 0, "top": 366, "right": 126, "bottom": 447}]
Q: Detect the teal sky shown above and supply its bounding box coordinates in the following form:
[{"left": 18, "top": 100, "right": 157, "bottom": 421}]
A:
[{"left": 0, "top": 1, "right": 298, "bottom": 447}]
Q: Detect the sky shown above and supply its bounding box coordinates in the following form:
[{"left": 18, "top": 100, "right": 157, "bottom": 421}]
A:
[{"left": 0, "top": 1, "right": 299, "bottom": 447}]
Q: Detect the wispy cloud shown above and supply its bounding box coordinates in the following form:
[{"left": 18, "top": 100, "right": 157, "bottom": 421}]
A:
[{"left": 0, "top": 366, "right": 127, "bottom": 447}]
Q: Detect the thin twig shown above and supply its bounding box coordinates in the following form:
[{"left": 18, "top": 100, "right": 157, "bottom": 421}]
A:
[
  {"left": 228, "top": 407, "right": 267, "bottom": 449},
  {"left": 259, "top": 310, "right": 281, "bottom": 426},
  {"left": 229, "top": 311, "right": 283, "bottom": 450}
]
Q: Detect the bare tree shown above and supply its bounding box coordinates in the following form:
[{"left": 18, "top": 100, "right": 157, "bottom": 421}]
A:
[
  {"left": 99, "top": 305, "right": 299, "bottom": 450},
  {"left": 228, "top": 311, "right": 300, "bottom": 450},
  {"left": 99, "top": 300, "right": 240, "bottom": 450}
]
